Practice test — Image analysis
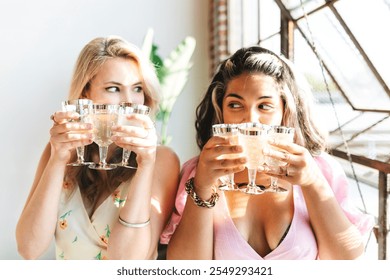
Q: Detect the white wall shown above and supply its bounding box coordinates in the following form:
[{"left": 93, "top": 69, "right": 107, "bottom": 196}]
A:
[{"left": 0, "top": 0, "right": 208, "bottom": 259}]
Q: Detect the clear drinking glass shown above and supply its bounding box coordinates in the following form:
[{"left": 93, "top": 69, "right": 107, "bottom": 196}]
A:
[
  {"left": 89, "top": 104, "right": 119, "bottom": 170},
  {"left": 238, "top": 122, "right": 270, "bottom": 195},
  {"left": 264, "top": 125, "right": 295, "bottom": 192},
  {"left": 61, "top": 99, "right": 93, "bottom": 166},
  {"left": 212, "top": 123, "right": 239, "bottom": 191},
  {"left": 116, "top": 102, "right": 151, "bottom": 169}
]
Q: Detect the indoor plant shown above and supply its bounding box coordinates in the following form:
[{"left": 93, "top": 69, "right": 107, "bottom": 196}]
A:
[{"left": 142, "top": 28, "right": 196, "bottom": 145}]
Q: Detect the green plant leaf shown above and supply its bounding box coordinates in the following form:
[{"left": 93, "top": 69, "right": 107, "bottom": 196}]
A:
[
  {"left": 150, "top": 44, "right": 165, "bottom": 83},
  {"left": 141, "top": 28, "right": 196, "bottom": 145},
  {"left": 141, "top": 28, "right": 165, "bottom": 83},
  {"left": 159, "top": 36, "right": 196, "bottom": 113}
]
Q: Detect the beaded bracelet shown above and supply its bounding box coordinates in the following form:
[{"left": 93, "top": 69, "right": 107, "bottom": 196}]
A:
[
  {"left": 118, "top": 216, "right": 150, "bottom": 228},
  {"left": 185, "top": 177, "right": 219, "bottom": 208}
]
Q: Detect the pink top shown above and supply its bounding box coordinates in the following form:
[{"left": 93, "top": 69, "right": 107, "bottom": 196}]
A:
[{"left": 160, "top": 153, "right": 374, "bottom": 259}]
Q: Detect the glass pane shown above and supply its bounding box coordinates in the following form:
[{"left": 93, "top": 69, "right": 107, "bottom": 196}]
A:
[
  {"left": 297, "top": 8, "right": 390, "bottom": 111},
  {"left": 336, "top": 0, "right": 390, "bottom": 89},
  {"left": 229, "top": 0, "right": 261, "bottom": 51},
  {"left": 229, "top": 0, "right": 281, "bottom": 51},
  {"left": 242, "top": 0, "right": 260, "bottom": 46},
  {"left": 281, "top": 0, "right": 326, "bottom": 19},
  {"left": 330, "top": 112, "right": 390, "bottom": 162},
  {"left": 228, "top": 0, "right": 244, "bottom": 53},
  {"left": 294, "top": 30, "right": 357, "bottom": 133},
  {"left": 259, "top": 34, "right": 281, "bottom": 55},
  {"left": 259, "top": 0, "right": 280, "bottom": 41}
]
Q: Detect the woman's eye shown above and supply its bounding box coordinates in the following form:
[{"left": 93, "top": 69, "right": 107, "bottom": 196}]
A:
[
  {"left": 133, "top": 86, "right": 144, "bottom": 94},
  {"left": 106, "top": 86, "right": 120, "bottom": 93},
  {"left": 228, "top": 102, "right": 242, "bottom": 109},
  {"left": 259, "top": 104, "right": 273, "bottom": 110}
]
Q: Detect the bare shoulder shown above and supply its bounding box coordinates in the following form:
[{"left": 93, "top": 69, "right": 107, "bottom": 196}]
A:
[
  {"left": 153, "top": 145, "right": 180, "bottom": 192},
  {"left": 156, "top": 145, "right": 180, "bottom": 167}
]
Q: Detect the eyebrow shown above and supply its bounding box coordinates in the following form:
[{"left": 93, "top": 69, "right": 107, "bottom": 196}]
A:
[
  {"left": 105, "top": 81, "right": 122, "bottom": 86},
  {"left": 225, "top": 93, "right": 274, "bottom": 100},
  {"left": 104, "top": 81, "right": 143, "bottom": 86}
]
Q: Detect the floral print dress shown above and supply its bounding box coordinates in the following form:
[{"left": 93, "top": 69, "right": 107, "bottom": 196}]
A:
[{"left": 55, "top": 182, "right": 127, "bottom": 260}]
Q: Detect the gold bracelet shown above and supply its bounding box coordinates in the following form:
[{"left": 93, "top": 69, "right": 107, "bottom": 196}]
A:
[
  {"left": 185, "top": 177, "right": 219, "bottom": 208},
  {"left": 118, "top": 216, "right": 150, "bottom": 228}
]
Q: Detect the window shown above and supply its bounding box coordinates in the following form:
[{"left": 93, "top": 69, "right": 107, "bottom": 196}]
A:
[{"left": 226, "top": 0, "right": 390, "bottom": 167}]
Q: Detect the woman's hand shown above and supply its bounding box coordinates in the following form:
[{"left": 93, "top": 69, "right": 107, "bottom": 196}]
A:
[
  {"left": 49, "top": 111, "right": 93, "bottom": 163},
  {"left": 195, "top": 136, "right": 246, "bottom": 191},
  {"left": 111, "top": 114, "right": 157, "bottom": 167},
  {"left": 263, "top": 139, "right": 326, "bottom": 188}
]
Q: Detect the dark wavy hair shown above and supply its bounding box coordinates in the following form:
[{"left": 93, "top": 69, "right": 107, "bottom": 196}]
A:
[{"left": 195, "top": 46, "right": 327, "bottom": 154}]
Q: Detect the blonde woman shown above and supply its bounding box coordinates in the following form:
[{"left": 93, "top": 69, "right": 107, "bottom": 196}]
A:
[
  {"left": 164, "top": 46, "right": 374, "bottom": 260},
  {"left": 16, "top": 36, "right": 180, "bottom": 260}
]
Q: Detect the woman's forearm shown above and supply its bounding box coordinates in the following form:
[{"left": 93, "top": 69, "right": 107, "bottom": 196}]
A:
[
  {"left": 302, "top": 180, "right": 364, "bottom": 259},
  {"left": 107, "top": 163, "right": 155, "bottom": 259},
  {"left": 16, "top": 157, "right": 67, "bottom": 259},
  {"left": 167, "top": 191, "right": 215, "bottom": 260}
]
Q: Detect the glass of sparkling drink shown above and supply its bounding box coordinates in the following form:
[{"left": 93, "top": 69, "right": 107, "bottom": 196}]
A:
[
  {"left": 89, "top": 104, "right": 119, "bottom": 170},
  {"left": 212, "top": 123, "right": 240, "bottom": 191},
  {"left": 238, "top": 122, "right": 270, "bottom": 195}
]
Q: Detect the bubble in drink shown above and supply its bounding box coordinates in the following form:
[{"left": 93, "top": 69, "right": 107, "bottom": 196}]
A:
[
  {"left": 241, "top": 134, "right": 267, "bottom": 169},
  {"left": 93, "top": 114, "right": 118, "bottom": 147}
]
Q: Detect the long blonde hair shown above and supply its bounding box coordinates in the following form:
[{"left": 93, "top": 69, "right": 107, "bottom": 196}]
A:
[
  {"left": 66, "top": 36, "right": 161, "bottom": 204},
  {"left": 68, "top": 35, "right": 160, "bottom": 116}
]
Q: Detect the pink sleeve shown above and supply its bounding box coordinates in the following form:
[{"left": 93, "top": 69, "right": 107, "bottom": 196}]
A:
[
  {"left": 314, "top": 153, "right": 375, "bottom": 236},
  {"left": 159, "top": 157, "right": 198, "bottom": 244}
]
